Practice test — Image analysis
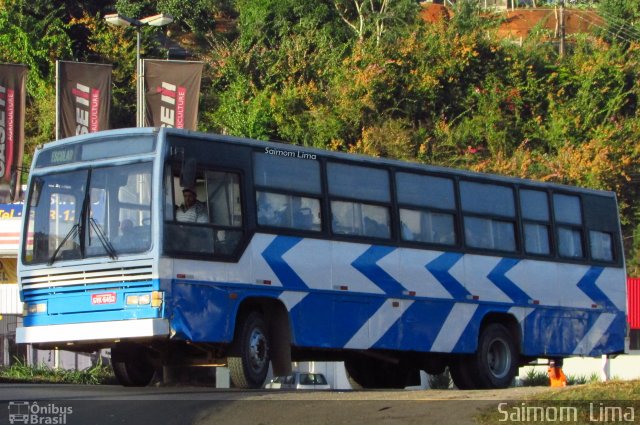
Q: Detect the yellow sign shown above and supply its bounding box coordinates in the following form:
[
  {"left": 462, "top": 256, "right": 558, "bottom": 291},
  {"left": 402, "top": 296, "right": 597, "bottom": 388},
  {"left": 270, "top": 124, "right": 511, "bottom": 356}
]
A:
[{"left": 0, "top": 258, "right": 17, "bottom": 284}]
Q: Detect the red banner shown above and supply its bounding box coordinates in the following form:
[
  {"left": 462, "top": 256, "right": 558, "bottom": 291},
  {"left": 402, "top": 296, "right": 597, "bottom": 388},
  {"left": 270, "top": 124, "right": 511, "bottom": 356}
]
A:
[
  {"left": 0, "top": 64, "right": 27, "bottom": 189},
  {"left": 143, "top": 60, "right": 203, "bottom": 130},
  {"left": 57, "top": 61, "right": 112, "bottom": 139}
]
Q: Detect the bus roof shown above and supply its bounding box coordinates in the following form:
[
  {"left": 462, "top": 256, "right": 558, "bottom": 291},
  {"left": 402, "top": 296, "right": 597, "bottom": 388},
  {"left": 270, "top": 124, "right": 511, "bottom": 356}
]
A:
[{"left": 40, "top": 127, "right": 617, "bottom": 199}]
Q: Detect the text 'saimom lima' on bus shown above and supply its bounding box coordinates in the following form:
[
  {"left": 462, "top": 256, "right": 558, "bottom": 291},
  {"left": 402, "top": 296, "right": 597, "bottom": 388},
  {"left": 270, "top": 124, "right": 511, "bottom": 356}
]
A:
[{"left": 16, "top": 128, "right": 627, "bottom": 389}]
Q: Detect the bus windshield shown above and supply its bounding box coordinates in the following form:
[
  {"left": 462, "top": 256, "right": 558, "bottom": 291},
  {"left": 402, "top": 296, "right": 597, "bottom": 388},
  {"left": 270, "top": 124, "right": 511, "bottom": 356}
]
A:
[{"left": 23, "top": 161, "right": 153, "bottom": 264}]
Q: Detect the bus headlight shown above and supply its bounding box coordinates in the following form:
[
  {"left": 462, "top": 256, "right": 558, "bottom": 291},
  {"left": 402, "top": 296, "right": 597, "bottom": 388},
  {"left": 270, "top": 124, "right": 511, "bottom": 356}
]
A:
[{"left": 126, "top": 291, "right": 163, "bottom": 307}]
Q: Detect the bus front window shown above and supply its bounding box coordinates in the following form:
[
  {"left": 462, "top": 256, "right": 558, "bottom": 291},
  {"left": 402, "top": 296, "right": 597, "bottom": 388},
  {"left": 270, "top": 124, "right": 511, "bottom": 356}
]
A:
[{"left": 23, "top": 162, "right": 153, "bottom": 265}]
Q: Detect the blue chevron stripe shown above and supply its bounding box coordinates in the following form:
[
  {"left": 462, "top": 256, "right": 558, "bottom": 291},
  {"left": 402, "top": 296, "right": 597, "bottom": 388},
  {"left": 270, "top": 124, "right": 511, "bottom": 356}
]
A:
[
  {"left": 589, "top": 312, "right": 627, "bottom": 355},
  {"left": 289, "top": 292, "right": 385, "bottom": 348},
  {"left": 426, "top": 252, "right": 470, "bottom": 300},
  {"left": 487, "top": 258, "right": 530, "bottom": 304},
  {"left": 453, "top": 304, "right": 510, "bottom": 353},
  {"left": 577, "top": 266, "right": 615, "bottom": 310},
  {"left": 351, "top": 245, "right": 406, "bottom": 295},
  {"left": 261, "top": 236, "right": 308, "bottom": 290},
  {"left": 372, "top": 300, "right": 455, "bottom": 351}
]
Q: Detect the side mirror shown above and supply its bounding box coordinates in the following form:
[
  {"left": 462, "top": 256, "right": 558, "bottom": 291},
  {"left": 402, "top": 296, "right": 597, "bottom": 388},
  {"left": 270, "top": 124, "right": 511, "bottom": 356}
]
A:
[
  {"left": 30, "top": 177, "right": 43, "bottom": 207},
  {"left": 9, "top": 166, "right": 20, "bottom": 202}
]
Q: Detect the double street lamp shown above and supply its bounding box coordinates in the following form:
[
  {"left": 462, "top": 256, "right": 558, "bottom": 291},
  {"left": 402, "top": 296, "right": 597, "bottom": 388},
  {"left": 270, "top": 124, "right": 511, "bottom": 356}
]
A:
[{"left": 104, "top": 13, "right": 174, "bottom": 127}]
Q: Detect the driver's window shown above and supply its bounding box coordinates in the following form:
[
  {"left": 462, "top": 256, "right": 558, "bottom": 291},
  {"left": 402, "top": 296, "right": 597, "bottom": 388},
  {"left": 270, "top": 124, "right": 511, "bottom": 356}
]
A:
[
  {"left": 174, "top": 177, "right": 209, "bottom": 224},
  {"left": 164, "top": 166, "right": 244, "bottom": 258}
]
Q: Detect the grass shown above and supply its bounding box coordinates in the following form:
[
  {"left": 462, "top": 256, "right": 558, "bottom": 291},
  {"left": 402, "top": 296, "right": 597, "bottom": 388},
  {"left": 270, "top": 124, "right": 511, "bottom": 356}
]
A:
[
  {"left": 477, "top": 379, "right": 640, "bottom": 425},
  {"left": 0, "top": 357, "right": 115, "bottom": 385},
  {"left": 520, "top": 368, "right": 602, "bottom": 387}
]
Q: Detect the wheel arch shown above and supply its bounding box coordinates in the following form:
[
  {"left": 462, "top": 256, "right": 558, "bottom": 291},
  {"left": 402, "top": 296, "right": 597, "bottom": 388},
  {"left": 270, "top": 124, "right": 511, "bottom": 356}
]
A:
[
  {"left": 231, "top": 296, "right": 293, "bottom": 376},
  {"left": 479, "top": 312, "right": 522, "bottom": 355}
]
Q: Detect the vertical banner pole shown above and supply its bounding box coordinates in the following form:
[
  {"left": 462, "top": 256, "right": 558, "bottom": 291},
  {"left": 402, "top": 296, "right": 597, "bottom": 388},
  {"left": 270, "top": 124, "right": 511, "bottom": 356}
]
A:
[
  {"left": 136, "top": 29, "right": 142, "bottom": 127},
  {"left": 141, "top": 59, "right": 146, "bottom": 128},
  {"left": 55, "top": 60, "right": 60, "bottom": 140}
]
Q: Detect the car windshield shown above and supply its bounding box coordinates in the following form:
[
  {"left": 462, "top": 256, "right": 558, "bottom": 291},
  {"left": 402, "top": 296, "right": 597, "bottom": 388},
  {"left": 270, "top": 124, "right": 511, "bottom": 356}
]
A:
[
  {"left": 23, "top": 161, "right": 153, "bottom": 264},
  {"left": 299, "top": 373, "right": 328, "bottom": 385}
]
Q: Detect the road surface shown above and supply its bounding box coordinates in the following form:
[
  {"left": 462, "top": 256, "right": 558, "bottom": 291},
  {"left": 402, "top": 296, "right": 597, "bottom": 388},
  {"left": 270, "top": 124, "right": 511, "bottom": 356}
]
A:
[{"left": 0, "top": 384, "right": 552, "bottom": 425}]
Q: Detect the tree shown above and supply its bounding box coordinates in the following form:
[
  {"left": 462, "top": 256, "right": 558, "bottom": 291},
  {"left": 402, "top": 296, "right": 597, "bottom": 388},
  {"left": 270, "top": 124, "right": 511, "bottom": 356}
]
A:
[
  {"left": 114, "top": 0, "right": 233, "bottom": 38},
  {"left": 0, "top": 1, "right": 73, "bottom": 162},
  {"left": 597, "top": 0, "right": 640, "bottom": 45},
  {"left": 333, "top": 0, "right": 419, "bottom": 46}
]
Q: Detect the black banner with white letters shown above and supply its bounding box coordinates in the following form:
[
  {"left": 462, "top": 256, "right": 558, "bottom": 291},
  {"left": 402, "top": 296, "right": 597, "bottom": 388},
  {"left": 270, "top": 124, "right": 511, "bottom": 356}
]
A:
[
  {"left": 0, "top": 63, "right": 27, "bottom": 190},
  {"left": 143, "top": 60, "right": 203, "bottom": 130},
  {"left": 57, "top": 61, "right": 112, "bottom": 139}
]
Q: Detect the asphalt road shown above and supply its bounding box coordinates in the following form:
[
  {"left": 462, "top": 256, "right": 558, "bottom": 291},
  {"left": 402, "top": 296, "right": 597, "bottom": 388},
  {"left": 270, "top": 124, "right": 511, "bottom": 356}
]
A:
[{"left": 0, "top": 384, "right": 552, "bottom": 425}]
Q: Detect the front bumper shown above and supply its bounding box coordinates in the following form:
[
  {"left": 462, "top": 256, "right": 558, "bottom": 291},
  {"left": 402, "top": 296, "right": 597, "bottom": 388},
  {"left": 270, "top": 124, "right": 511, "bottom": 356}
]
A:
[{"left": 17, "top": 318, "right": 170, "bottom": 344}]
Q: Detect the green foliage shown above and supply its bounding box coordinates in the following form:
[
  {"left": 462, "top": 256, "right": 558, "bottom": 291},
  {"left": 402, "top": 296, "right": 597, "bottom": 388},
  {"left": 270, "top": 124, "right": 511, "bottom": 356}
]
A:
[
  {"left": 4, "top": 1, "right": 640, "bottom": 270},
  {"left": 115, "top": 0, "right": 235, "bottom": 36},
  {"left": 521, "top": 369, "right": 601, "bottom": 387},
  {"left": 0, "top": 357, "right": 115, "bottom": 385},
  {"left": 597, "top": 0, "right": 640, "bottom": 45},
  {"left": 566, "top": 372, "right": 601, "bottom": 386},
  {"left": 0, "top": 0, "right": 73, "bottom": 159},
  {"left": 521, "top": 368, "right": 550, "bottom": 387},
  {"left": 235, "top": 0, "right": 350, "bottom": 50},
  {"left": 451, "top": 0, "right": 484, "bottom": 35},
  {"left": 333, "top": 0, "right": 420, "bottom": 45}
]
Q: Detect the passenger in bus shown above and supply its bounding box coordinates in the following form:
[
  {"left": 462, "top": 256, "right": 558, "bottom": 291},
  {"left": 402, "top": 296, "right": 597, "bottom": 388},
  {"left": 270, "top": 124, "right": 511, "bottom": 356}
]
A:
[
  {"left": 257, "top": 192, "right": 278, "bottom": 226},
  {"left": 176, "top": 187, "right": 208, "bottom": 223},
  {"left": 113, "top": 219, "right": 135, "bottom": 250}
]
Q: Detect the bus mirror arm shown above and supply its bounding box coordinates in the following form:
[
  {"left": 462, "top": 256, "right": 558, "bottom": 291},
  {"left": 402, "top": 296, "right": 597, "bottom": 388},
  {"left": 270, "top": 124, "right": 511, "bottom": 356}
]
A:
[
  {"left": 9, "top": 165, "right": 27, "bottom": 202},
  {"left": 180, "top": 157, "right": 197, "bottom": 189}
]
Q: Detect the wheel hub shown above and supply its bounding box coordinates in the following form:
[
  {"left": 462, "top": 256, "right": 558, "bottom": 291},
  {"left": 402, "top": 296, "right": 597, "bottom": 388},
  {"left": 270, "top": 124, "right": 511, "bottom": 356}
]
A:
[
  {"left": 487, "top": 337, "right": 511, "bottom": 379},
  {"left": 248, "top": 328, "right": 268, "bottom": 372}
]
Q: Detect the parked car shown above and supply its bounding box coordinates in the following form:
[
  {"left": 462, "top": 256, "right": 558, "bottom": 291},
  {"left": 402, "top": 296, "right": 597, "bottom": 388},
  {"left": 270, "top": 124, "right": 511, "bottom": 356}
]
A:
[{"left": 264, "top": 372, "right": 331, "bottom": 390}]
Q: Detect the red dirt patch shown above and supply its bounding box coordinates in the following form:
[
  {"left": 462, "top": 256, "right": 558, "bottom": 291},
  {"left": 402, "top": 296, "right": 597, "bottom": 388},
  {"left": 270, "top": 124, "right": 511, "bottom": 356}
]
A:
[{"left": 419, "top": 3, "right": 604, "bottom": 39}]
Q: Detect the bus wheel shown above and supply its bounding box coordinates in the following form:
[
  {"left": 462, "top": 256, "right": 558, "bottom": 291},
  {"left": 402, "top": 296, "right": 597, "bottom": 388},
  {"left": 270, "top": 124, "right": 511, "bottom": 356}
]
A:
[
  {"left": 345, "top": 358, "right": 416, "bottom": 389},
  {"left": 475, "top": 323, "right": 518, "bottom": 389},
  {"left": 449, "top": 356, "right": 479, "bottom": 389},
  {"left": 228, "top": 311, "right": 270, "bottom": 389},
  {"left": 111, "top": 344, "right": 155, "bottom": 387},
  {"left": 345, "top": 358, "right": 373, "bottom": 389}
]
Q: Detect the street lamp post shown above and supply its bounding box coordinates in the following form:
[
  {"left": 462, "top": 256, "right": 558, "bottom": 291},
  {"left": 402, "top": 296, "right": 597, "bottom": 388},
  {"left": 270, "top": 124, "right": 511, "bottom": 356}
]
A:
[{"left": 104, "top": 13, "right": 174, "bottom": 127}]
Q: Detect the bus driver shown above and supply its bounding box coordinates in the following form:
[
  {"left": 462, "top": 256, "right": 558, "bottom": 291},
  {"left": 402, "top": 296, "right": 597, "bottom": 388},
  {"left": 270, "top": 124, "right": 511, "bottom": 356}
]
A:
[{"left": 176, "top": 187, "right": 208, "bottom": 223}]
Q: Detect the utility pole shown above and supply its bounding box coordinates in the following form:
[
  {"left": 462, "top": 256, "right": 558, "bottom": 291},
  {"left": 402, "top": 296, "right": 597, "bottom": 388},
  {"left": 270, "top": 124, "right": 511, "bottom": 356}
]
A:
[{"left": 559, "top": 0, "right": 566, "bottom": 57}]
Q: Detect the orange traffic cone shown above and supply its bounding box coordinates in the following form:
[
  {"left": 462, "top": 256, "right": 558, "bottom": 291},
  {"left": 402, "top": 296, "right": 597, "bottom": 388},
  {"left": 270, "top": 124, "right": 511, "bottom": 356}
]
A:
[{"left": 548, "top": 360, "right": 567, "bottom": 387}]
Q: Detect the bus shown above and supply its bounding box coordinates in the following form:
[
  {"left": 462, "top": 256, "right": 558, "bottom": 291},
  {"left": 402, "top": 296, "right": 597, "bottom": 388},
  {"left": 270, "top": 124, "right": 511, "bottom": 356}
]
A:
[{"left": 16, "top": 128, "right": 627, "bottom": 389}]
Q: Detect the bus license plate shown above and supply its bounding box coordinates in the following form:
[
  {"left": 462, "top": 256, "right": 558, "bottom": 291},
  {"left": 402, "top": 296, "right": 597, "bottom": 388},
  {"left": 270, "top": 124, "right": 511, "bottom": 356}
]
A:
[{"left": 91, "top": 292, "right": 117, "bottom": 305}]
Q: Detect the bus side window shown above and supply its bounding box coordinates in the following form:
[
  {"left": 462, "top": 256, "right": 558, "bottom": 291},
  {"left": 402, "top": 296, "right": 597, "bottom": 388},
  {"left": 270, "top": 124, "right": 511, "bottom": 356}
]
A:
[
  {"left": 396, "top": 173, "right": 457, "bottom": 246},
  {"left": 553, "top": 193, "right": 584, "bottom": 259}
]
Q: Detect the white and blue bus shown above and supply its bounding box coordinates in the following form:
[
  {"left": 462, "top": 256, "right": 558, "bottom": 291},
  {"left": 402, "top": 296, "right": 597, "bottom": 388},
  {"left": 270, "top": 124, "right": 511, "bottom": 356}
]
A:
[{"left": 16, "top": 128, "right": 627, "bottom": 389}]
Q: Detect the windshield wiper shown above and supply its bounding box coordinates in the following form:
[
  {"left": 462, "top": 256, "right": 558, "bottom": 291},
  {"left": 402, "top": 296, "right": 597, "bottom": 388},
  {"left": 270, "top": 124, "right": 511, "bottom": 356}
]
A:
[
  {"left": 89, "top": 217, "right": 118, "bottom": 260},
  {"left": 47, "top": 224, "right": 80, "bottom": 266},
  {"left": 47, "top": 170, "right": 91, "bottom": 266}
]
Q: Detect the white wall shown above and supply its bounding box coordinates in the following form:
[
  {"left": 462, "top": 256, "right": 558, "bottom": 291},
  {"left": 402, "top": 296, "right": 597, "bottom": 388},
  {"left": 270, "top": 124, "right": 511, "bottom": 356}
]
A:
[{"left": 519, "top": 354, "right": 640, "bottom": 382}]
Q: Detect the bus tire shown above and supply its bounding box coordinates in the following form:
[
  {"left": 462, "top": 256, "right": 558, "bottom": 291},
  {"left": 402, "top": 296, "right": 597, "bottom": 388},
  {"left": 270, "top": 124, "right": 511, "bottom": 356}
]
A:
[
  {"left": 228, "top": 311, "right": 270, "bottom": 389},
  {"left": 344, "top": 358, "right": 373, "bottom": 389},
  {"left": 345, "top": 358, "right": 416, "bottom": 389},
  {"left": 449, "top": 356, "right": 478, "bottom": 390},
  {"left": 111, "top": 345, "right": 155, "bottom": 387},
  {"left": 474, "top": 323, "right": 518, "bottom": 389}
]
